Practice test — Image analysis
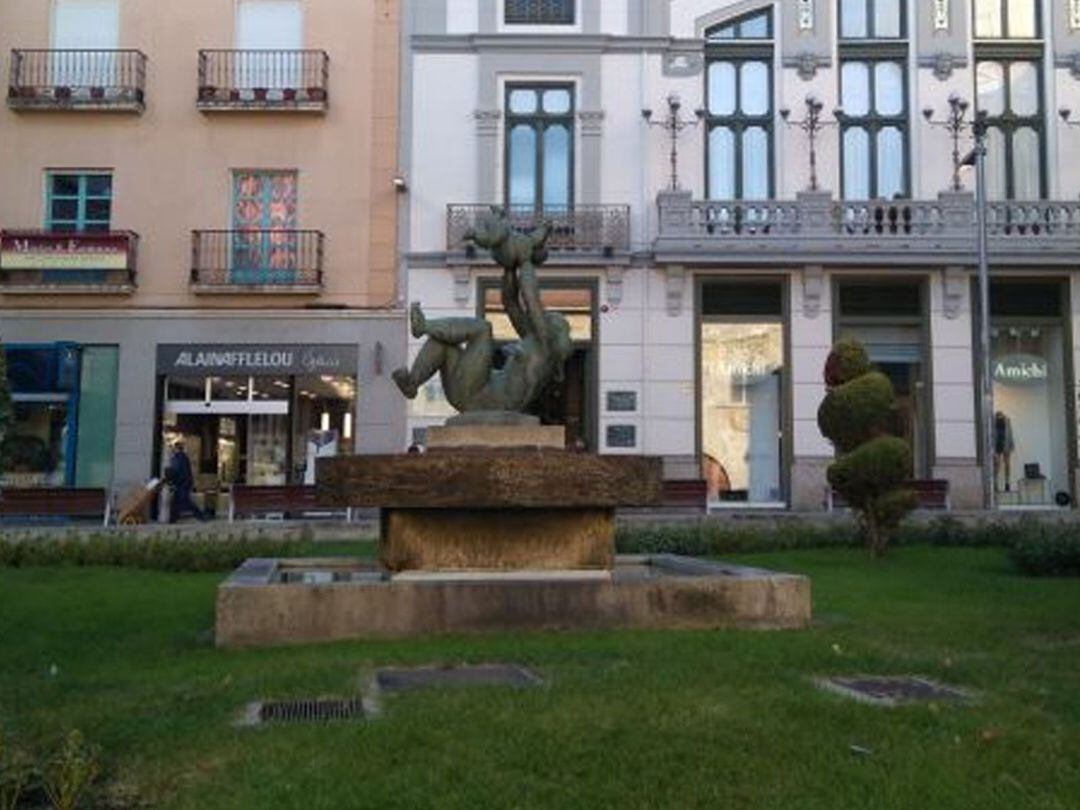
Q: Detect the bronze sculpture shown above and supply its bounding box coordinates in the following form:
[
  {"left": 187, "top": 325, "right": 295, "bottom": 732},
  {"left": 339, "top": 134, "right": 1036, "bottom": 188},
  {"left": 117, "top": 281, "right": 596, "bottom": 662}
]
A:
[{"left": 391, "top": 213, "right": 573, "bottom": 421}]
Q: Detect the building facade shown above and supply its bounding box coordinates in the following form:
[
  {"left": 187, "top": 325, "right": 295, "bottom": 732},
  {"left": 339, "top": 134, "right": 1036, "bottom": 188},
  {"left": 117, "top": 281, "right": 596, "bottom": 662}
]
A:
[
  {"left": 402, "top": 0, "right": 1080, "bottom": 511},
  {"left": 0, "top": 0, "right": 406, "bottom": 507}
]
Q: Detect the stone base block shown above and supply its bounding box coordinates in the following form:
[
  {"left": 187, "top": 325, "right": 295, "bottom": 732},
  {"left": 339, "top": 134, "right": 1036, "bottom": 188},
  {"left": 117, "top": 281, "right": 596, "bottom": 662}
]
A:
[
  {"left": 380, "top": 508, "right": 614, "bottom": 572},
  {"left": 426, "top": 423, "right": 565, "bottom": 450}
]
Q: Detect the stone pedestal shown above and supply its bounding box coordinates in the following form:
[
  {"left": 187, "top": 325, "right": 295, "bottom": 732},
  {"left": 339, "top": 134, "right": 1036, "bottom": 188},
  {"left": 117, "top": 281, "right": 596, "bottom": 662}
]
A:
[{"left": 316, "top": 425, "right": 662, "bottom": 572}]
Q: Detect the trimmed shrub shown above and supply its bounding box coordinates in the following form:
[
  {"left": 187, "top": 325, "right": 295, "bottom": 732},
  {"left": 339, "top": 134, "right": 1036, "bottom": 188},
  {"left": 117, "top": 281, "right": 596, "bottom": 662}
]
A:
[{"left": 818, "top": 338, "right": 916, "bottom": 557}]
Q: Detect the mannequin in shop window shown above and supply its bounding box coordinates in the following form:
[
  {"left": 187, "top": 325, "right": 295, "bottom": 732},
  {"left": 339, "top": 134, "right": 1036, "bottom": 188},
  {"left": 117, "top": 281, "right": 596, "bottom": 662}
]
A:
[
  {"left": 166, "top": 441, "right": 208, "bottom": 522},
  {"left": 994, "top": 411, "right": 1014, "bottom": 493}
]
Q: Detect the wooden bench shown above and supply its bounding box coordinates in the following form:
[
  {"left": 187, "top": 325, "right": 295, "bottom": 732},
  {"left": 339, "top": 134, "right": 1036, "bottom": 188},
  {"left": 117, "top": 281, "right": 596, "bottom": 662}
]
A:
[
  {"left": 828, "top": 479, "right": 950, "bottom": 511},
  {"left": 661, "top": 479, "right": 708, "bottom": 512},
  {"left": 0, "top": 487, "right": 110, "bottom": 525},
  {"left": 229, "top": 485, "right": 351, "bottom": 522}
]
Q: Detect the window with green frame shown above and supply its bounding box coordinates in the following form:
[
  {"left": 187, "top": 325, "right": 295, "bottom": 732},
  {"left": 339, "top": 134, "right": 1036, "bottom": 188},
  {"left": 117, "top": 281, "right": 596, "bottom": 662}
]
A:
[
  {"left": 505, "top": 83, "right": 574, "bottom": 211},
  {"left": 838, "top": 57, "right": 908, "bottom": 199},
  {"left": 704, "top": 8, "right": 773, "bottom": 199},
  {"left": 839, "top": 0, "right": 904, "bottom": 39},
  {"left": 46, "top": 173, "right": 112, "bottom": 232},
  {"left": 975, "top": 55, "right": 1044, "bottom": 199},
  {"left": 973, "top": 0, "right": 1039, "bottom": 39}
]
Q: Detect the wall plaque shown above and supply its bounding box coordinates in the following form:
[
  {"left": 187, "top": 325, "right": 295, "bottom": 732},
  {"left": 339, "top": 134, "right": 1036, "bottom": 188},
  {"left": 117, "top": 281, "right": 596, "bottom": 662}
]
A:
[
  {"left": 606, "top": 390, "right": 638, "bottom": 412},
  {"left": 606, "top": 425, "right": 637, "bottom": 448}
]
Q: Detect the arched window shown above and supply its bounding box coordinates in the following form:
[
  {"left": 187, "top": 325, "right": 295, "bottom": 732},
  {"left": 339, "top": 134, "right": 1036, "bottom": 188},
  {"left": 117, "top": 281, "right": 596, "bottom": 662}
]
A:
[{"left": 704, "top": 9, "right": 773, "bottom": 199}]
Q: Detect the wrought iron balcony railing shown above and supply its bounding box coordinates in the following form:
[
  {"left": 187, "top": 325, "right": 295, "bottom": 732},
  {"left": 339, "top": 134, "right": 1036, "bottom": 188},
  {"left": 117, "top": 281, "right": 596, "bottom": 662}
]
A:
[
  {"left": 0, "top": 230, "right": 139, "bottom": 293},
  {"left": 446, "top": 205, "right": 631, "bottom": 258},
  {"left": 191, "top": 230, "right": 324, "bottom": 291},
  {"left": 655, "top": 190, "right": 1080, "bottom": 265},
  {"left": 7, "top": 49, "right": 146, "bottom": 112},
  {"left": 197, "top": 50, "right": 329, "bottom": 111}
]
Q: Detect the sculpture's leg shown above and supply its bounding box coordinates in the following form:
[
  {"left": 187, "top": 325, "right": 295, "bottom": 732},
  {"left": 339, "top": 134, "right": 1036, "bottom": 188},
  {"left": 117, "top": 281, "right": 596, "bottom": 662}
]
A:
[{"left": 391, "top": 339, "right": 450, "bottom": 399}]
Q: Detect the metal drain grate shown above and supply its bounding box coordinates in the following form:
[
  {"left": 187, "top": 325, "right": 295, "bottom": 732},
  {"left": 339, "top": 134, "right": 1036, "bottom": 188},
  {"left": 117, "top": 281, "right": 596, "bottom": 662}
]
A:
[
  {"left": 375, "top": 664, "right": 542, "bottom": 693},
  {"left": 254, "top": 697, "right": 366, "bottom": 725},
  {"left": 818, "top": 676, "right": 972, "bottom": 706}
]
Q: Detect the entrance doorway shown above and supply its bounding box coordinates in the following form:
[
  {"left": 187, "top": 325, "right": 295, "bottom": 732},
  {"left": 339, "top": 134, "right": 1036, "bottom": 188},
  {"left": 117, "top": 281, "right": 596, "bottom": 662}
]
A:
[{"left": 480, "top": 281, "right": 596, "bottom": 449}]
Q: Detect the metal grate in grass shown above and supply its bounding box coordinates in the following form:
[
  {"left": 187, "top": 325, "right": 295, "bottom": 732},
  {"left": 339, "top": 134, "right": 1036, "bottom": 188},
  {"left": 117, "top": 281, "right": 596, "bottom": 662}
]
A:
[
  {"left": 252, "top": 697, "right": 366, "bottom": 725},
  {"left": 818, "top": 676, "right": 972, "bottom": 707}
]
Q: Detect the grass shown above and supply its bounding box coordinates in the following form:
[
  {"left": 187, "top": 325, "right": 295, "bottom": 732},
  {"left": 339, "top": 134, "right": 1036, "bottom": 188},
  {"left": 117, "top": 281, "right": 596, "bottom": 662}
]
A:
[{"left": 0, "top": 547, "right": 1077, "bottom": 809}]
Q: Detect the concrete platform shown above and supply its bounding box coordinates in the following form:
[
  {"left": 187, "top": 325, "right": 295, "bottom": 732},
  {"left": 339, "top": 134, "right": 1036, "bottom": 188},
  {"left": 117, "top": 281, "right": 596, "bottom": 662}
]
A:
[{"left": 215, "top": 555, "right": 812, "bottom": 648}]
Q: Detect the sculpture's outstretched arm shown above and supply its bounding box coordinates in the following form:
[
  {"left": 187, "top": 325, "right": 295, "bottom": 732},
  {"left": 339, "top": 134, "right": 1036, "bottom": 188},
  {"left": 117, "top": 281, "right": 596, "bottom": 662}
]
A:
[
  {"left": 501, "top": 267, "right": 533, "bottom": 338},
  {"left": 518, "top": 260, "right": 549, "bottom": 344}
]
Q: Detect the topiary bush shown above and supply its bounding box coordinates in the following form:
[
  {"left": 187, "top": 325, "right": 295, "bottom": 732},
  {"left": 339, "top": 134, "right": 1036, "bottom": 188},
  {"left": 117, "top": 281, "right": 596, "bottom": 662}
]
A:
[{"left": 818, "top": 338, "right": 917, "bottom": 556}]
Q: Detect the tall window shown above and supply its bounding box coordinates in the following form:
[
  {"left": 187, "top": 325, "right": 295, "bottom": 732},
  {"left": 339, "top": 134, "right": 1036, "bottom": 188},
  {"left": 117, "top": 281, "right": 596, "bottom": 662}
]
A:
[
  {"left": 974, "top": 0, "right": 1038, "bottom": 38},
  {"left": 236, "top": 0, "right": 303, "bottom": 87},
  {"left": 50, "top": 0, "right": 119, "bottom": 87},
  {"left": 505, "top": 84, "right": 574, "bottom": 211},
  {"left": 974, "top": 2, "right": 1043, "bottom": 199},
  {"left": 704, "top": 9, "right": 773, "bottom": 199},
  {"left": 505, "top": 0, "right": 575, "bottom": 25},
  {"left": 838, "top": 0, "right": 907, "bottom": 199},
  {"left": 46, "top": 173, "right": 112, "bottom": 232}
]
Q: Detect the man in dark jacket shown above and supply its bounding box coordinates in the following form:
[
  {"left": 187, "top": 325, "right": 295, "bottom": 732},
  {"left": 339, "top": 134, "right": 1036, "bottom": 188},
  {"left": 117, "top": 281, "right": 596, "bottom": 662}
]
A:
[{"left": 166, "top": 441, "right": 207, "bottom": 522}]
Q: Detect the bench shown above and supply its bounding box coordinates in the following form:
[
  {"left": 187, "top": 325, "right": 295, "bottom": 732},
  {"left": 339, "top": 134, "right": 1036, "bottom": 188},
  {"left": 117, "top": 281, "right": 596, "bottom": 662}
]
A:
[
  {"left": 229, "top": 485, "right": 351, "bottom": 522},
  {"left": 827, "top": 479, "right": 950, "bottom": 512},
  {"left": 661, "top": 479, "right": 708, "bottom": 512},
  {"left": 0, "top": 487, "right": 110, "bottom": 525}
]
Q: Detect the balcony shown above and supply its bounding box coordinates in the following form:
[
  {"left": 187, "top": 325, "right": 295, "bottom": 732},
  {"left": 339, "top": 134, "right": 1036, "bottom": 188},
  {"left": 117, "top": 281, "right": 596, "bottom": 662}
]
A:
[
  {"left": 446, "top": 204, "right": 631, "bottom": 265},
  {"left": 191, "top": 230, "right": 324, "bottom": 293},
  {"left": 197, "top": 50, "right": 329, "bottom": 112},
  {"left": 7, "top": 50, "right": 146, "bottom": 112},
  {"left": 0, "top": 230, "right": 138, "bottom": 293},
  {"left": 654, "top": 190, "right": 1080, "bottom": 266}
]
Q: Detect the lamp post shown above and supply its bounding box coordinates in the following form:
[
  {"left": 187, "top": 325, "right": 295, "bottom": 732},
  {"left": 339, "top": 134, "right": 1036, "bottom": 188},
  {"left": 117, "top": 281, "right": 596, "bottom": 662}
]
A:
[
  {"left": 642, "top": 93, "right": 706, "bottom": 192},
  {"left": 927, "top": 95, "right": 994, "bottom": 509},
  {"left": 779, "top": 95, "right": 838, "bottom": 192}
]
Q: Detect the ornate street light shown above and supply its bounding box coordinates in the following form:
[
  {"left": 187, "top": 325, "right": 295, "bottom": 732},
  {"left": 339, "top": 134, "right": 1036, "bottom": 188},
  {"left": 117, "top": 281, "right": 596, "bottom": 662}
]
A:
[
  {"left": 922, "top": 93, "right": 973, "bottom": 192},
  {"left": 642, "top": 93, "right": 706, "bottom": 192},
  {"left": 779, "top": 95, "right": 839, "bottom": 193}
]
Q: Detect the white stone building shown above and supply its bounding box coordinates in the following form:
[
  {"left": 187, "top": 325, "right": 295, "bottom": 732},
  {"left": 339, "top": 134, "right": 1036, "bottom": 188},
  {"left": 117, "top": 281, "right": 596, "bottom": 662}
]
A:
[{"left": 401, "top": 0, "right": 1080, "bottom": 512}]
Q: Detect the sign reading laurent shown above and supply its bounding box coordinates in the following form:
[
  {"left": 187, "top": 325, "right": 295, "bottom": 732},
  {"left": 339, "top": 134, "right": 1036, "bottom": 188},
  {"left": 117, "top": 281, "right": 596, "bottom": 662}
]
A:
[
  {"left": 0, "top": 231, "right": 133, "bottom": 271},
  {"left": 157, "top": 344, "right": 358, "bottom": 376},
  {"left": 993, "top": 353, "right": 1048, "bottom": 386}
]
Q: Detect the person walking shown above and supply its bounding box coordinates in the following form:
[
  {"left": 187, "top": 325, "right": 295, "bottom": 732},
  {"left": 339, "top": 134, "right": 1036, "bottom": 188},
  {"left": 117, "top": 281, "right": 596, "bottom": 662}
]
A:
[{"left": 166, "top": 441, "right": 208, "bottom": 522}]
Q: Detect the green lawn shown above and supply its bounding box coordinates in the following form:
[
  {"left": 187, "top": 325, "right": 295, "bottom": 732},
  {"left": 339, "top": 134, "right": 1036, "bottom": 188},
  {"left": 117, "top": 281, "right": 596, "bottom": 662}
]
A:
[{"left": 1, "top": 547, "right": 1077, "bottom": 809}]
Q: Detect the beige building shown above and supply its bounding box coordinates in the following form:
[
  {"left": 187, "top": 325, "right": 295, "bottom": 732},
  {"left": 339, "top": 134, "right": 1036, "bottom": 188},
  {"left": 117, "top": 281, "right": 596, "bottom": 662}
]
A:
[{"left": 0, "top": 0, "right": 406, "bottom": 506}]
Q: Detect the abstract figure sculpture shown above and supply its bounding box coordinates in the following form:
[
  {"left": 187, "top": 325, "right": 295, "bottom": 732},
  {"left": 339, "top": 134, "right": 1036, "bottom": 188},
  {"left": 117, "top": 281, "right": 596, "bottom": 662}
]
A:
[{"left": 391, "top": 212, "right": 573, "bottom": 420}]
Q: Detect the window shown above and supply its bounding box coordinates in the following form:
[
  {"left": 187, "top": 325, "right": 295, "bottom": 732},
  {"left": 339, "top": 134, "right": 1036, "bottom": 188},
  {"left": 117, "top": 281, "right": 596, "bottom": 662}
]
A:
[
  {"left": 236, "top": 0, "right": 303, "bottom": 87},
  {"left": 505, "top": 0, "right": 575, "bottom": 25},
  {"left": 974, "top": 0, "right": 1038, "bottom": 39},
  {"left": 505, "top": 84, "right": 574, "bottom": 211},
  {"left": 51, "top": 0, "right": 120, "bottom": 86},
  {"left": 46, "top": 173, "right": 112, "bottom": 232},
  {"left": 704, "top": 10, "right": 773, "bottom": 199},
  {"left": 839, "top": 0, "right": 904, "bottom": 39},
  {"left": 838, "top": 59, "right": 907, "bottom": 198},
  {"left": 231, "top": 170, "right": 299, "bottom": 282}
]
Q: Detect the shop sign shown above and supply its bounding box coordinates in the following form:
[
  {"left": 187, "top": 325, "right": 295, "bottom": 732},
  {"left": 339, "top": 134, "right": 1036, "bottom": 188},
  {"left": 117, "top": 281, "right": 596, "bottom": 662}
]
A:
[
  {"left": 0, "top": 232, "right": 131, "bottom": 271},
  {"left": 993, "top": 353, "right": 1048, "bottom": 386},
  {"left": 157, "top": 344, "right": 358, "bottom": 376}
]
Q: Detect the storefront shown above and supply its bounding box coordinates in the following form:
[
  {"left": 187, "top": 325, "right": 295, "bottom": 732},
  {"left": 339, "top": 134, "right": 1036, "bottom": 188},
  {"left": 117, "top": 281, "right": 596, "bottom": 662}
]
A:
[
  {"left": 1, "top": 342, "right": 119, "bottom": 488},
  {"left": 988, "top": 281, "right": 1072, "bottom": 508},
  {"left": 698, "top": 279, "right": 787, "bottom": 507},
  {"left": 156, "top": 344, "right": 357, "bottom": 514}
]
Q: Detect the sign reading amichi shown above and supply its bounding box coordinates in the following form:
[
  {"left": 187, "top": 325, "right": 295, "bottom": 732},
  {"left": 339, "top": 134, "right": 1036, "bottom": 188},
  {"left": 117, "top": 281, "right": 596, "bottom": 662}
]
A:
[{"left": 993, "top": 353, "right": 1048, "bottom": 386}]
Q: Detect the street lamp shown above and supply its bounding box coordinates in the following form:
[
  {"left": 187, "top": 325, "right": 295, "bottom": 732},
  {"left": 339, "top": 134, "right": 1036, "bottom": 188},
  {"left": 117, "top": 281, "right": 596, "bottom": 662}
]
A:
[
  {"left": 642, "top": 93, "right": 706, "bottom": 192},
  {"left": 928, "top": 95, "right": 994, "bottom": 509},
  {"left": 779, "top": 95, "right": 839, "bottom": 192}
]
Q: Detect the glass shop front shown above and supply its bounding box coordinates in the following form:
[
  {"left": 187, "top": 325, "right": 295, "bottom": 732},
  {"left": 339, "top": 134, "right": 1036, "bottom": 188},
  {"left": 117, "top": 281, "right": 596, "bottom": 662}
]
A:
[
  {"left": 989, "top": 282, "right": 1071, "bottom": 508},
  {"left": 155, "top": 344, "right": 357, "bottom": 515}
]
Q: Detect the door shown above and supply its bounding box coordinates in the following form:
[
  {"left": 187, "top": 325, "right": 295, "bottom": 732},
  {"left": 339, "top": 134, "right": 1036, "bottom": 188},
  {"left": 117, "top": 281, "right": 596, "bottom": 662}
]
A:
[
  {"left": 231, "top": 171, "right": 299, "bottom": 284},
  {"left": 51, "top": 0, "right": 119, "bottom": 88},
  {"left": 235, "top": 0, "right": 303, "bottom": 89}
]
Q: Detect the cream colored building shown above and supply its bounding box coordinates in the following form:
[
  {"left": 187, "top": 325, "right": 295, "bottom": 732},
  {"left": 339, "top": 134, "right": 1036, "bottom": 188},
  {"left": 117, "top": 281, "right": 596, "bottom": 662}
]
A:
[{"left": 0, "top": 0, "right": 406, "bottom": 504}]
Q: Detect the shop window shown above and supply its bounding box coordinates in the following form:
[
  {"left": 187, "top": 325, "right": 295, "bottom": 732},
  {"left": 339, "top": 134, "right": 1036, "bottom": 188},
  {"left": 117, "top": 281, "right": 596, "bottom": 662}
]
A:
[
  {"left": 838, "top": 282, "right": 921, "bottom": 316},
  {"left": 974, "top": 0, "right": 1038, "bottom": 39},
  {"left": 504, "top": 0, "right": 575, "bottom": 25},
  {"left": 989, "top": 282, "right": 1068, "bottom": 506},
  {"left": 699, "top": 280, "right": 785, "bottom": 505},
  {"left": 231, "top": 170, "right": 299, "bottom": 283},
  {"left": 46, "top": 173, "right": 112, "bottom": 233},
  {"left": 505, "top": 84, "right": 574, "bottom": 211},
  {"left": 704, "top": 10, "right": 773, "bottom": 199}
]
